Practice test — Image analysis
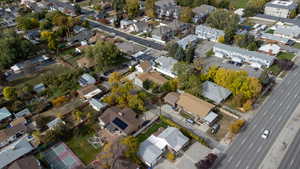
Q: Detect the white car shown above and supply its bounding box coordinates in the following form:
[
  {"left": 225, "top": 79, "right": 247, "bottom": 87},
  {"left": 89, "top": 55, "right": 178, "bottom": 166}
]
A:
[{"left": 261, "top": 129, "right": 270, "bottom": 139}]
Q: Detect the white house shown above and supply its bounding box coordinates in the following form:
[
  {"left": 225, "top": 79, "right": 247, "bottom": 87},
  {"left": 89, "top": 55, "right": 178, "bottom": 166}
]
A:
[
  {"left": 78, "top": 73, "right": 96, "bottom": 87},
  {"left": 153, "top": 56, "right": 178, "bottom": 78},
  {"left": 213, "top": 43, "right": 275, "bottom": 68},
  {"left": 264, "top": 0, "right": 298, "bottom": 18},
  {"left": 138, "top": 127, "right": 189, "bottom": 167},
  {"left": 47, "top": 118, "right": 65, "bottom": 130},
  {"left": 89, "top": 98, "right": 107, "bottom": 111},
  {"left": 195, "top": 25, "right": 224, "bottom": 42},
  {"left": 177, "top": 34, "right": 199, "bottom": 49},
  {"left": 258, "top": 44, "right": 281, "bottom": 56},
  {"left": 155, "top": 0, "right": 180, "bottom": 19}
]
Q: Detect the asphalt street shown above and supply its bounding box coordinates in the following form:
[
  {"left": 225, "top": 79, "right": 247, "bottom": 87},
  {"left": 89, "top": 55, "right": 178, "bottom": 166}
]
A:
[
  {"left": 84, "top": 18, "right": 165, "bottom": 50},
  {"left": 214, "top": 65, "right": 300, "bottom": 169},
  {"left": 278, "top": 129, "right": 300, "bottom": 169}
]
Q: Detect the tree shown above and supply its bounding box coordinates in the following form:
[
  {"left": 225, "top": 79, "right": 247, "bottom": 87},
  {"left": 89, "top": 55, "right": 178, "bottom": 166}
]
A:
[
  {"left": 244, "top": 0, "right": 268, "bottom": 16},
  {"left": 113, "top": 0, "right": 126, "bottom": 12},
  {"left": 243, "top": 99, "right": 253, "bottom": 111},
  {"left": 16, "top": 16, "right": 39, "bottom": 30},
  {"left": 74, "top": 4, "right": 82, "bottom": 15},
  {"left": 206, "top": 9, "right": 239, "bottom": 30},
  {"left": 224, "top": 27, "right": 236, "bottom": 44},
  {"left": 40, "top": 20, "right": 53, "bottom": 30},
  {"left": 3, "top": 87, "right": 16, "bottom": 100},
  {"left": 72, "top": 110, "right": 85, "bottom": 123},
  {"left": 195, "top": 153, "right": 217, "bottom": 169},
  {"left": 167, "top": 41, "right": 179, "bottom": 58},
  {"left": 108, "top": 72, "right": 122, "bottom": 86},
  {"left": 0, "top": 30, "right": 35, "bottom": 69},
  {"left": 142, "top": 79, "right": 153, "bottom": 90},
  {"left": 84, "top": 41, "right": 124, "bottom": 72},
  {"left": 126, "top": 0, "right": 140, "bottom": 19},
  {"left": 32, "top": 131, "right": 42, "bottom": 145},
  {"left": 218, "top": 36, "right": 225, "bottom": 43},
  {"left": 185, "top": 45, "right": 195, "bottom": 63},
  {"left": 174, "top": 47, "right": 186, "bottom": 61},
  {"left": 120, "top": 136, "right": 140, "bottom": 163},
  {"left": 180, "top": 7, "right": 193, "bottom": 23},
  {"left": 145, "top": 0, "right": 155, "bottom": 18},
  {"left": 193, "top": 57, "right": 205, "bottom": 71},
  {"left": 166, "top": 152, "right": 175, "bottom": 161},
  {"left": 229, "top": 119, "right": 246, "bottom": 134}
]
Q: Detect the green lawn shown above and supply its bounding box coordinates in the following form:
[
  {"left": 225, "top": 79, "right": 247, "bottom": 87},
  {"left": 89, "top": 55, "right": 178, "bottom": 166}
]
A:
[
  {"left": 293, "top": 42, "right": 300, "bottom": 49},
  {"left": 66, "top": 125, "right": 101, "bottom": 165},
  {"left": 136, "top": 121, "right": 167, "bottom": 143},
  {"left": 277, "top": 52, "right": 295, "bottom": 60},
  {"left": 231, "top": 0, "right": 249, "bottom": 8},
  {"left": 265, "top": 29, "right": 274, "bottom": 34},
  {"left": 268, "top": 64, "right": 281, "bottom": 76}
]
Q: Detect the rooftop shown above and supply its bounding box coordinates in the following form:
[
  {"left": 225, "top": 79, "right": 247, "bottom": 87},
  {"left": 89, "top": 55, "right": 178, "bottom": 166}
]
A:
[
  {"left": 7, "top": 155, "right": 41, "bottom": 169},
  {"left": 0, "top": 107, "right": 11, "bottom": 121},
  {"left": 192, "top": 4, "right": 216, "bottom": 15},
  {"left": 265, "top": 0, "right": 298, "bottom": 10},
  {"left": 202, "top": 81, "right": 232, "bottom": 104},
  {"left": 137, "top": 72, "right": 168, "bottom": 85}
]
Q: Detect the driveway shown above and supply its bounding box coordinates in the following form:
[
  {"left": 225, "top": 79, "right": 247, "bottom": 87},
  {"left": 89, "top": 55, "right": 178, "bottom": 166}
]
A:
[{"left": 155, "top": 142, "right": 212, "bottom": 169}]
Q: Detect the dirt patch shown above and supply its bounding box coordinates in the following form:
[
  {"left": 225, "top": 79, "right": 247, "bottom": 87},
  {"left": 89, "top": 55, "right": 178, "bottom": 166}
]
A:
[{"left": 207, "top": 113, "right": 236, "bottom": 141}]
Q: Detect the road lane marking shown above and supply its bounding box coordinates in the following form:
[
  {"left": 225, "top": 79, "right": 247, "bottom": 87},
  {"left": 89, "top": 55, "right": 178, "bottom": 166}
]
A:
[
  {"left": 227, "top": 155, "right": 233, "bottom": 162},
  {"left": 295, "top": 94, "right": 298, "bottom": 98},
  {"left": 241, "top": 138, "right": 246, "bottom": 144},
  {"left": 248, "top": 143, "right": 254, "bottom": 150},
  {"left": 256, "top": 146, "right": 262, "bottom": 153},
  {"left": 245, "top": 165, "right": 249, "bottom": 169},
  {"left": 289, "top": 158, "right": 295, "bottom": 167},
  {"left": 278, "top": 116, "right": 283, "bottom": 122},
  {"left": 235, "top": 160, "right": 241, "bottom": 168}
]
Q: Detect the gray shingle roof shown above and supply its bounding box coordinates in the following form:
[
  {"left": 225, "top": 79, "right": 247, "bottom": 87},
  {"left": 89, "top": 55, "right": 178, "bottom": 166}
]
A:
[
  {"left": 202, "top": 81, "right": 232, "bottom": 104},
  {"left": 138, "top": 139, "right": 163, "bottom": 166},
  {"left": 0, "top": 136, "right": 34, "bottom": 168},
  {"left": 157, "top": 127, "right": 189, "bottom": 151}
]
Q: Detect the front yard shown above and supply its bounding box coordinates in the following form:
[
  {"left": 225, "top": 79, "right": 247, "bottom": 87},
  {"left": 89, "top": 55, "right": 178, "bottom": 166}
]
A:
[
  {"left": 66, "top": 124, "right": 101, "bottom": 165},
  {"left": 277, "top": 52, "right": 295, "bottom": 60}
]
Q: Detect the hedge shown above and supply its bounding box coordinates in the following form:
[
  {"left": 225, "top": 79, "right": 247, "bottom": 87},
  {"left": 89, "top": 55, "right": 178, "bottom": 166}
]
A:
[{"left": 159, "top": 115, "right": 208, "bottom": 147}]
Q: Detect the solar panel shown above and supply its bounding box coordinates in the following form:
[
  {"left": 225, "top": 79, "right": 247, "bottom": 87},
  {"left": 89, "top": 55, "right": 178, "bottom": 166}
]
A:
[{"left": 112, "top": 117, "right": 128, "bottom": 130}]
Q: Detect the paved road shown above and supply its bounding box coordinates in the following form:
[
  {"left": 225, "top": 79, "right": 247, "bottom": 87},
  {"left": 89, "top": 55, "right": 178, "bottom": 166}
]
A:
[
  {"left": 214, "top": 65, "right": 300, "bottom": 169},
  {"left": 84, "top": 18, "right": 165, "bottom": 50},
  {"left": 278, "top": 129, "right": 300, "bottom": 169}
]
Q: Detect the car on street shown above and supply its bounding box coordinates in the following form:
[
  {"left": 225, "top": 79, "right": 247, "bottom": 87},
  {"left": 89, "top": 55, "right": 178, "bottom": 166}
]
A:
[{"left": 261, "top": 129, "right": 270, "bottom": 139}]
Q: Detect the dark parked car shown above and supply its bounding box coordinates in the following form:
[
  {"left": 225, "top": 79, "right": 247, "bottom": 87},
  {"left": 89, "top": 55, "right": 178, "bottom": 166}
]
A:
[{"left": 211, "top": 123, "right": 220, "bottom": 134}]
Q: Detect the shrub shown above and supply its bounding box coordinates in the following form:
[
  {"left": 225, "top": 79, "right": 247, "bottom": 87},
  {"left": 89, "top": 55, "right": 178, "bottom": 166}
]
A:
[
  {"left": 143, "top": 79, "right": 153, "bottom": 90},
  {"left": 242, "top": 100, "right": 253, "bottom": 111},
  {"left": 51, "top": 96, "right": 68, "bottom": 107},
  {"left": 228, "top": 119, "right": 246, "bottom": 134},
  {"left": 166, "top": 152, "right": 175, "bottom": 161}
]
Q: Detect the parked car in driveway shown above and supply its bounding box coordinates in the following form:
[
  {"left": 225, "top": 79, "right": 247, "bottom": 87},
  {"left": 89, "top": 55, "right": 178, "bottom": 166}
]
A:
[{"left": 211, "top": 123, "right": 220, "bottom": 134}]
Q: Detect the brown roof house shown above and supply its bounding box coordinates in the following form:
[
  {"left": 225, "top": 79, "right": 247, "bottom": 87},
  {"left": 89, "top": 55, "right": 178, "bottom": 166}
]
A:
[
  {"left": 98, "top": 107, "right": 140, "bottom": 135},
  {"left": 10, "top": 117, "right": 27, "bottom": 127},
  {"left": 0, "top": 124, "right": 27, "bottom": 148},
  {"left": 177, "top": 93, "right": 214, "bottom": 120},
  {"left": 77, "top": 84, "right": 102, "bottom": 100},
  {"left": 76, "top": 56, "right": 96, "bottom": 69},
  {"left": 7, "top": 155, "right": 41, "bottom": 169},
  {"left": 134, "top": 72, "right": 168, "bottom": 88},
  {"left": 164, "top": 92, "right": 180, "bottom": 107}
]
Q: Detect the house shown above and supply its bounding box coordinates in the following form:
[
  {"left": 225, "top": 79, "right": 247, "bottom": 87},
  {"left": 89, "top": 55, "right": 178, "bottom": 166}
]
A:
[
  {"left": 0, "top": 124, "right": 27, "bottom": 148},
  {"left": 129, "top": 21, "right": 151, "bottom": 33},
  {"left": 120, "top": 19, "right": 134, "bottom": 29},
  {"left": 177, "top": 34, "right": 199, "bottom": 49},
  {"left": 258, "top": 44, "right": 281, "bottom": 56},
  {"left": 14, "top": 108, "right": 31, "bottom": 118},
  {"left": 47, "top": 0, "right": 77, "bottom": 16},
  {"left": 195, "top": 25, "right": 224, "bottom": 42},
  {"left": 24, "top": 29, "right": 40, "bottom": 44},
  {"left": 77, "top": 84, "right": 102, "bottom": 100},
  {"left": 33, "top": 83, "right": 46, "bottom": 93},
  {"left": 155, "top": 0, "right": 180, "bottom": 19},
  {"left": 135, "top": 60, "right": 152, "bottom": 73},
  {"left": 89, "top": 98, "right": 108, "bottom": 111},
  {"left": 264, "top": 0, "right": 298, "bottom": 18},
  {"left": 260, "top": 33, "right": 292, "bottom": 45},
  {"left": 68, "top": 30, "right": 95, "bottom": 45},
  {"left": 151, "top": 26, "right": 174, "bottom": 43},
  {"left": 0, "top": 107, "right": 11, "bottom": 122},
  {"left": 99, "top": 107, "right": 140, "bottom": 135},
  {"left": 132, "top": 51, "right": 154, "bottom": 61},
  {"left": 213, "top": 43, "right": 275, "bottom": 68},
  {"left": 43, "top": 142, "right": 85, "bottom": 169},
  {"left": 192, "top": 5, "right": 216, "bottom": 23},
  {"left": 47, "top": 118, "right": 65, "bottom": 130},
  {"left": 274, "top": 25, "right": 300, "bottom": 41},
  {"left": 78, "top": 73, "right": 96, "bottom": 87},
  {"left": 201, "top": 81, "right": 232, "bottom": 104},
  {"left": 168, "top": 20, "right": 190, "bottom": 32},
  {"left": 153, "top": 56, "right": 178, "bottom": 78},
  {"left": 77, "top": 56, "right": 96, "bottom": 69},
  {"left": 116, "top": 42, "right": 146, "bottom": 56},
  {"left": 10, "top": 117, "right": 27, "bottom": 127},
  {"left": 135, "top": 72, "right": 168, "bottom": 88},
  {"left": 0, "top": 136, "right": 34, "bottom": 169},
  {"left": 73, "top": 25, "right": 86, "bottom": 34},
  {"left": 7, "top": 155, "right": 42, "bottom": 169},
  {"left": 163, "top": 92, "right": 180, "bottom": 107},
  {"left": 177, "top": 93, "right": 214, "bottom": 120},
  {"left": 138, "top": 127, "right": 189, "bottom": 167}
]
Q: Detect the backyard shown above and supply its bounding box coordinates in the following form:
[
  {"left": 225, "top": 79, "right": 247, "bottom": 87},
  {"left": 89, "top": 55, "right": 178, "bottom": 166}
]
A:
[
  {"left": 231, "top": 0, "right": 248, "bottom": 8},
  {"left": 292, "top": 42, "right": 300, "bottom": 49},
  {"left": 66, "top": 124, "right": 102, "bottom": 165},
  {"left": 136, "top": 120, "right": 167, "bottom": 143},
  {"left": 277, "top": 52, "right": 295, "bottom": 60}
]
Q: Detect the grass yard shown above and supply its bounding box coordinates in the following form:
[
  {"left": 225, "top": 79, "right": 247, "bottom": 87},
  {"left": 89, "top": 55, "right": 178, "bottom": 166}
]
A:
[
  {"left": 265, "top": 29, "right": 274, "bottom": 34},
  {"left": 268, "top": 63, "right": 281, "bottom": 76},
  {"left": 136, "top": 121, "right": 167, "bottom": 143},
  {"left": 230, "top": 0, "right": 249, "bottom": 8},
  {"left": 66, "top": 125, "right": 101, "bottom": 165},
  {"left": 277, "top": 52, "right": 295, "bottom": 60},
  {"left": 293, "top": 42, "right": 300, "bottom": 49}
]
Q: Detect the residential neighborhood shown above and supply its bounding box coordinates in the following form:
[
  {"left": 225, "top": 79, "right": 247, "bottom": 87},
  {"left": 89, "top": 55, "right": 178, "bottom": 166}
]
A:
[{"left": 1, "top": 0, "right": 300, "bottom": 169}]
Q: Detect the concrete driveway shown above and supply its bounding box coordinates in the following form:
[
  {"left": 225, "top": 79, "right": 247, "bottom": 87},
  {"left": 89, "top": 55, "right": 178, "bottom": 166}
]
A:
[{"left": 155, "top": 142, "right": 212, "bottom": 169}]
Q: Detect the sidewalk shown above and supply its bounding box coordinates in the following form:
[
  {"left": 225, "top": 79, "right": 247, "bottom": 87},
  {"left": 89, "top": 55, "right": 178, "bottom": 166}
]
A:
[{"left": 258, "top": 103, "right": 300, "bottom": 169}]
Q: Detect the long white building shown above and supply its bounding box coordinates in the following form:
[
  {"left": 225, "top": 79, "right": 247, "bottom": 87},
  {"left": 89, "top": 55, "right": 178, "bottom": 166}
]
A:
[
  {"left": 195, "top": 25, "right": 224, "bottom": 42},
  {"left": 213, "top": 43, "right": 275, "bottom": 68},
  {"left": 264, "top": 0, "right": 298, "bottom": 18}
]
